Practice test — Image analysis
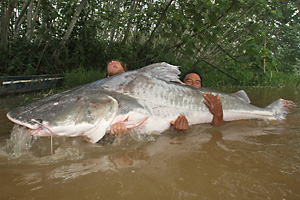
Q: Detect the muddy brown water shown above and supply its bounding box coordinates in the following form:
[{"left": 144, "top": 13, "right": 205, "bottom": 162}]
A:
[{"left": 0, "top": 87, "right": 300, "bottom": 200}]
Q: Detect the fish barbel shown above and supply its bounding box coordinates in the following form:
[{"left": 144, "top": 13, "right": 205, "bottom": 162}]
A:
[{"left": 7, "top": 62, "right": 296, "bottom": 143}]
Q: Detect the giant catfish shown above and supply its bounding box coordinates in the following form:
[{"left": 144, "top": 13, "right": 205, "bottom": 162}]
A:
[{"left": 7, "top": 62, "right": 295, "bottom": 144}]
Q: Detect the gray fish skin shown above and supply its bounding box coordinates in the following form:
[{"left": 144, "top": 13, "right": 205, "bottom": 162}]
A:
[{"left": 7, "top": 62, "right": 295, "bottom": 143}]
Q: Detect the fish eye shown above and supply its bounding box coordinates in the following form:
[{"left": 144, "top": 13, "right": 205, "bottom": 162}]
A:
[{"left": 35, "top": 118, "right": 43, "bottom": 124}]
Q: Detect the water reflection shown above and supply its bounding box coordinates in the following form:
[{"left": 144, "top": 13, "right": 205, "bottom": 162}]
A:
[
  {"left": 11, "top": 120, "right": 288, "bottom": 182},
  {"left": 0, "top": 87, "right": 300, "bottom": 199}
]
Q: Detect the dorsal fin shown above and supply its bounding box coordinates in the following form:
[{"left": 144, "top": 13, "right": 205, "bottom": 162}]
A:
[
  {"left": 139, "top": 62, "right": 182, "bottom": 83},
  {"left": 231, "top": 90, "right": 251, "bottom": 103}
]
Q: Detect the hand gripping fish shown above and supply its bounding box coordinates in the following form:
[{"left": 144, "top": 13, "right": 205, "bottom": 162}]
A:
[{"left": 7, "top": 62, "right": 296, "bottom": 145}]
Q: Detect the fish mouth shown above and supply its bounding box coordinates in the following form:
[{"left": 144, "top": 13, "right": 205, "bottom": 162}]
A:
[{"left": 7, "top": 113, "right": 39, "bottom": 130}]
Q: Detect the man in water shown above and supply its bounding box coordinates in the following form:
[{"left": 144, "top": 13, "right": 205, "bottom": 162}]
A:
[
  {"left": 170, "top": 71, "right": 224, "bottom": 131},
  {"left": 106, "top": 60, "right": 126, "bottom": 77},
  {"left": 110, "top": 69, "right": 224, "bottom": 135},
  {"left": 104, "top": 60, "right": 130, "bottom": 134}
]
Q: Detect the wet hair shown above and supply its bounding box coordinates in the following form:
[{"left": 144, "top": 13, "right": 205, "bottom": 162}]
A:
[
  {"left": 105, "top": 60, "right": 127, "bottom": 77},
  {"left": 181, "top": 70, "right": 203, "bottom": 86}
]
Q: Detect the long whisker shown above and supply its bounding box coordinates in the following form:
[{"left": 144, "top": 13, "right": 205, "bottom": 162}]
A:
[{"left": 31, "top": 119, "right": 54, "bottom": 156}]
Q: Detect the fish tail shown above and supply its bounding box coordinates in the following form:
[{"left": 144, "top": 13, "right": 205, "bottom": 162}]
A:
[{"left": 265, "top": 99, "right": 296, "bottom": 120}]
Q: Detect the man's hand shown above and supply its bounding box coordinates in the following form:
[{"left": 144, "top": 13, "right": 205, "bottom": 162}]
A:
[
  {"left": 170, "top": 115, "right": 189, "bottom": 131},
  {"left": 203, "top": 93, "right": 225, "bottom": 125},
  {"left": 110, "top": 122, "right": 128, "bottom": 135}
]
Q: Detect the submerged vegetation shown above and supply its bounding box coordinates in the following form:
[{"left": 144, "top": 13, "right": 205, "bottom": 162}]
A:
[{"left": 0, "top": 0, "right": 299, "bottom": 88}]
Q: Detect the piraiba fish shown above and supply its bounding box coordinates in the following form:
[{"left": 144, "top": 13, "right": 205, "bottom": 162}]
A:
[{"left": 7, "top": 62, "right": 296, "bottom": 144}]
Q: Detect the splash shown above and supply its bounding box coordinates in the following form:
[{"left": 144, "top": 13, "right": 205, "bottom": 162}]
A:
[
  {"left": 31, "top": 119, "right": 54, "bottom": 155},
  {"left": 1, "top": 125, "right": 85, "bottom": 163},
  {"left": 2, "top": 125, "right": 35, "bottom": 158}
]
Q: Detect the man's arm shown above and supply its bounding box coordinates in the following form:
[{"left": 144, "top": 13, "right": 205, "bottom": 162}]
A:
[
  {"left": 171, "top": 115, "right": 189, "bottom": 131},
  {"left": 203, "top": 93, "right": 225, "bottom": 125},
  {"left": 110, "top": 122, "right": 128, "bottom": 135}
]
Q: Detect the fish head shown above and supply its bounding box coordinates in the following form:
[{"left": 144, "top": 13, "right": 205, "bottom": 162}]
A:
[{"left": 7, "top": 94, "right": 119, "bottom": 143}]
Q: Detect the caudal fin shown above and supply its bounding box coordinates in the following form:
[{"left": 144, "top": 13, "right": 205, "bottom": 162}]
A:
[{"left": 265, "top": 99, "right": 296, "bottom": 120}]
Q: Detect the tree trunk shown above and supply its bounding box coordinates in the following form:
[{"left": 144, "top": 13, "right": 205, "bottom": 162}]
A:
[
  {"left": 59, "top": 0, "right": 88, "bottom": 48},
  {"left": 263, "top": 37, "right": 267, "bottom": 73},
  {"left": 102, "top": 0, "right": 112, "bottom": 40},
  {"left": 14, "top": 0, "right": 32, "bottom": 41},
  {"left": 54, "top": 0, "right": 88, "bottom": 68},
  {"left": 131, "top": 1, "right": 142, "bottom": 45},
  {"left": 26, "top": 0, "right": 41, "bottom": 41},
  {"left": 1, "top": 0, "right": 17, "bottom": 48},
  {"left": 27, "top": 0, "right": 33, "bottom": 34},
  {"left": 110, "top": 0, "right": 121, "bottom": 43},
  {"left": 0, "top": 1, "right": 5, "bottom": 38},
  {"left": 122, "top": 0, "right": 137, "bottom": 44}
]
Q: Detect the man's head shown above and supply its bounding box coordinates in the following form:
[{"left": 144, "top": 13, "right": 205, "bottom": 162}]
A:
[
  {"left": 106, "top": 60, "right": 126, "bottom": 77},
  {"left": 181, "top": 71, "right": 202, "bottom": 87}
]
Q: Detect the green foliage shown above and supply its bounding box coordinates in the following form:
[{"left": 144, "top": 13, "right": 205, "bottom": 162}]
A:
[
  {"left": 0, "top": 0, "right": 299, "bottom": 88},
  {"left": 202, "top": 67, "right": 299, "bottom": 88},
  {"left": 62, "top": 66, "right": 105, "bottom": 89}
]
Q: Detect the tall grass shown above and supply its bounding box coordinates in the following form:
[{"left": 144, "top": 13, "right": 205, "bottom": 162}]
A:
[{"left": 61, "top": 67, "right": 106, "bottom": 89}]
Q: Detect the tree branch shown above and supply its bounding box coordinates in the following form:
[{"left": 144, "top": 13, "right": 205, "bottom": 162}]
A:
[
  {"left": 199, "top": 56, "right": 238, "bottom": 81},
  {"left": 165, "top": 1, "right": 235, "bottom": 53},
  {"left": 138, "top": 0, "right": 174, "bottom": 55},
  {"left": 217, "top": 44, "right": 241, "bottom": 63}
]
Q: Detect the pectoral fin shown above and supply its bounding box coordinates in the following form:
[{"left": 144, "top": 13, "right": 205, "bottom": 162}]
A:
[
  {"left": 83, "top": 96, "right": 119, "bottom": 143},
  {"left": 109, "top": 112, "right": 150, "bottom": 132}
]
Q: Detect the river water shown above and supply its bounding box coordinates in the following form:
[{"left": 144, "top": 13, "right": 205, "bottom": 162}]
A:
[{"left": 0, "top": 87, "right": 299, "bottom": 200}]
